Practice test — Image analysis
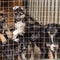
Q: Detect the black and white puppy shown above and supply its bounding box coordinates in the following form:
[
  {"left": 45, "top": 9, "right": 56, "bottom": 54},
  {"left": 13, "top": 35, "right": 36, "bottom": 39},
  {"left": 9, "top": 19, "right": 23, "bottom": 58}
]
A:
[
  {"left": 12, "top": 6, "right": 27, "bottom": 60},
  {"left": 45, "top": 23, "right": 60, "bottom": 59},
  {"left": 13, "top": 6, "right": 26, "bottom": 42}
]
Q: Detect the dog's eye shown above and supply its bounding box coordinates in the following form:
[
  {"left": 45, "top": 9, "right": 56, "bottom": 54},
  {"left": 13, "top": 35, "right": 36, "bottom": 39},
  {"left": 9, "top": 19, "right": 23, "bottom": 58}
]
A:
[{"left": 19, "top": 12, "right": 23, "bottom": 15}]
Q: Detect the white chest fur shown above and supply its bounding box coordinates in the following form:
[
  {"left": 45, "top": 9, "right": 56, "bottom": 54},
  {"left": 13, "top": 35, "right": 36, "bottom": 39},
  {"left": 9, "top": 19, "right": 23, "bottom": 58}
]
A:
[
  {"left": 15, "top": 21, "right": 25, "bottom": 29},
  {"left": 50, "top": 35, "right": 54, "bottom": 43},
  {"left": 13, "top": 21, "right": 26, "bottom": 36}
]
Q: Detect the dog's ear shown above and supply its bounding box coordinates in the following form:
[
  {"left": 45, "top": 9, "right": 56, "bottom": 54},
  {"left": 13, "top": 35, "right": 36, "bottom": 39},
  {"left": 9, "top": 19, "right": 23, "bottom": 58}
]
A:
[
  {"left": 56, "top": 24, "right": 60, "bottom": 34},
  {"left": 20, "top": 6, "right": 26, "bottom": 14},
  {"left": 40, "top": 24, "right": 47, "bottom": 33}
]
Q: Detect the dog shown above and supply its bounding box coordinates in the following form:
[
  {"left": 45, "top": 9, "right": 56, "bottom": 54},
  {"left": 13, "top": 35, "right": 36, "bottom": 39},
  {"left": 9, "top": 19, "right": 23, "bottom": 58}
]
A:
[
  {"left": 0, "top": 13, "right": 7, "bottom": 44},
  {"left": 12, "top": 6, "right": 26, "bottom": 42},
  {"left": 44, "top": 23, "right": 60, "bottom": 59}
]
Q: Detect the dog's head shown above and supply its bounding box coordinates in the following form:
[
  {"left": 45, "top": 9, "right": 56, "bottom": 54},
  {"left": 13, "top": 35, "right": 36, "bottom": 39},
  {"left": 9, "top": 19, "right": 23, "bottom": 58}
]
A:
[
  {"left": 47, "top": 24, "right": 57, "bottom": 35},
  {"left": 13, "top": 6, "right": 26, "bottom": 21}
]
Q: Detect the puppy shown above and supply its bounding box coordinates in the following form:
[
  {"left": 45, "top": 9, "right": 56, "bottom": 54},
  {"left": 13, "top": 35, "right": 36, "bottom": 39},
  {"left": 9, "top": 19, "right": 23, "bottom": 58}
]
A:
[{"left": 12, "top": 6, "right": 26, "bottom": 42}]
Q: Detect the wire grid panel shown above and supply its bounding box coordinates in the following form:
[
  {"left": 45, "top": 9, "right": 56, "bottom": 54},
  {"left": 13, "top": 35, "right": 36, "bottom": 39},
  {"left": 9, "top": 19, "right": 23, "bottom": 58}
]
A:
[
  {"left": 0, "top": 0, "right": 23, "bottom": 60},
  {"left": 0, "top": 0, "right": 60, "bottom": 60},
  {"left": 28, "top": 0, "right": 59, "bottom": 25},
  {"left": 28, "top": 0, "right": 60, "bottom": 60}
]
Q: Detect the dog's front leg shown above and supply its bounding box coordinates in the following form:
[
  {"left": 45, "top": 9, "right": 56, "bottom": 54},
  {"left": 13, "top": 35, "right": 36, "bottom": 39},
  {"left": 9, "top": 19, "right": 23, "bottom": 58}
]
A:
[
  {"left": 0, "top": 34, "right": 7, "bottom": 44},
  {"left": 13, "top": 29, "right": 19, "bottom": 42},
  {"left": 21, "top": 52, "right": 27, "bottom": 60},
  {"left": 18, "top": 55, "right": 22, "bottom": 60},
  {"left": 55, "top": 51, "right": 57, "bottom": 59},
  {"left": 6, "top": 30, "right": 12, "bottom": 38},
  {"left": 29, "top": 51, "right": 34, "bottom": 60},
  {"left": 48, "top": 50, "right": 54, "bottom": 60}
]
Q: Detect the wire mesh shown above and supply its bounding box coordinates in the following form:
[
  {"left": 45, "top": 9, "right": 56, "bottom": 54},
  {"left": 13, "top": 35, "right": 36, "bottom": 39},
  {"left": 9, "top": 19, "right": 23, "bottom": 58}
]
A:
[{"left": 0, "top": 0, "right": 60, "bottom": 60}]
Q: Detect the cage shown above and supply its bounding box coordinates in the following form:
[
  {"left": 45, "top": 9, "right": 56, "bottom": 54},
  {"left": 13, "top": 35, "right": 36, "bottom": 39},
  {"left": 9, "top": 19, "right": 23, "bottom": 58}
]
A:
[{"left": 0, "top": 0, "right": 60, "bottom": 60}]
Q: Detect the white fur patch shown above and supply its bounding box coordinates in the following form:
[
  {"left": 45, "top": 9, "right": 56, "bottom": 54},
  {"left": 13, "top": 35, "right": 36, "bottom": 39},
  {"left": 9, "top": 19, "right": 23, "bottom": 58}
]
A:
[
  {"left": 13, "top": 6, "right": 20, "bottom": 10},
  {"left": 13, "top": 21, "right": 25, "bottom": 36},
  {"left": 50, "top": 35, "right": 55, "bottom": 51},
  {"left": 21, "top": 53, "right": 27, "bottom": 60},
  {"left": 13, "top": 21, "right": 26, "bottom": 42},
  {"left": 14, "top": 38, "right": 19, "bottom": 42},
  {"left": 50, "top": 35, "right": 54, "bottom": 43},
  {"left": 13, "top": 30, "right": 19, "bottom": 35},
  {"left": 50, "top": 44, "right": 55, "bottom": 51},
  {"left": 15, "top": 21, "right": 25, "bottom": 28},
  {"left": 20, "top": 14, "right": 25, "bottom": 18}
]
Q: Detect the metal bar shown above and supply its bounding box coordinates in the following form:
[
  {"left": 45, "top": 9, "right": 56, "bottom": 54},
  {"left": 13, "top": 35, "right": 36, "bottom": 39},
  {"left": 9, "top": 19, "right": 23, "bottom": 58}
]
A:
[
  {"left": 55, "top": 0, "right": 58, "bottom": 24},
  {"left": 52, "top": 0, "right": 55, "bottom": 23}
]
